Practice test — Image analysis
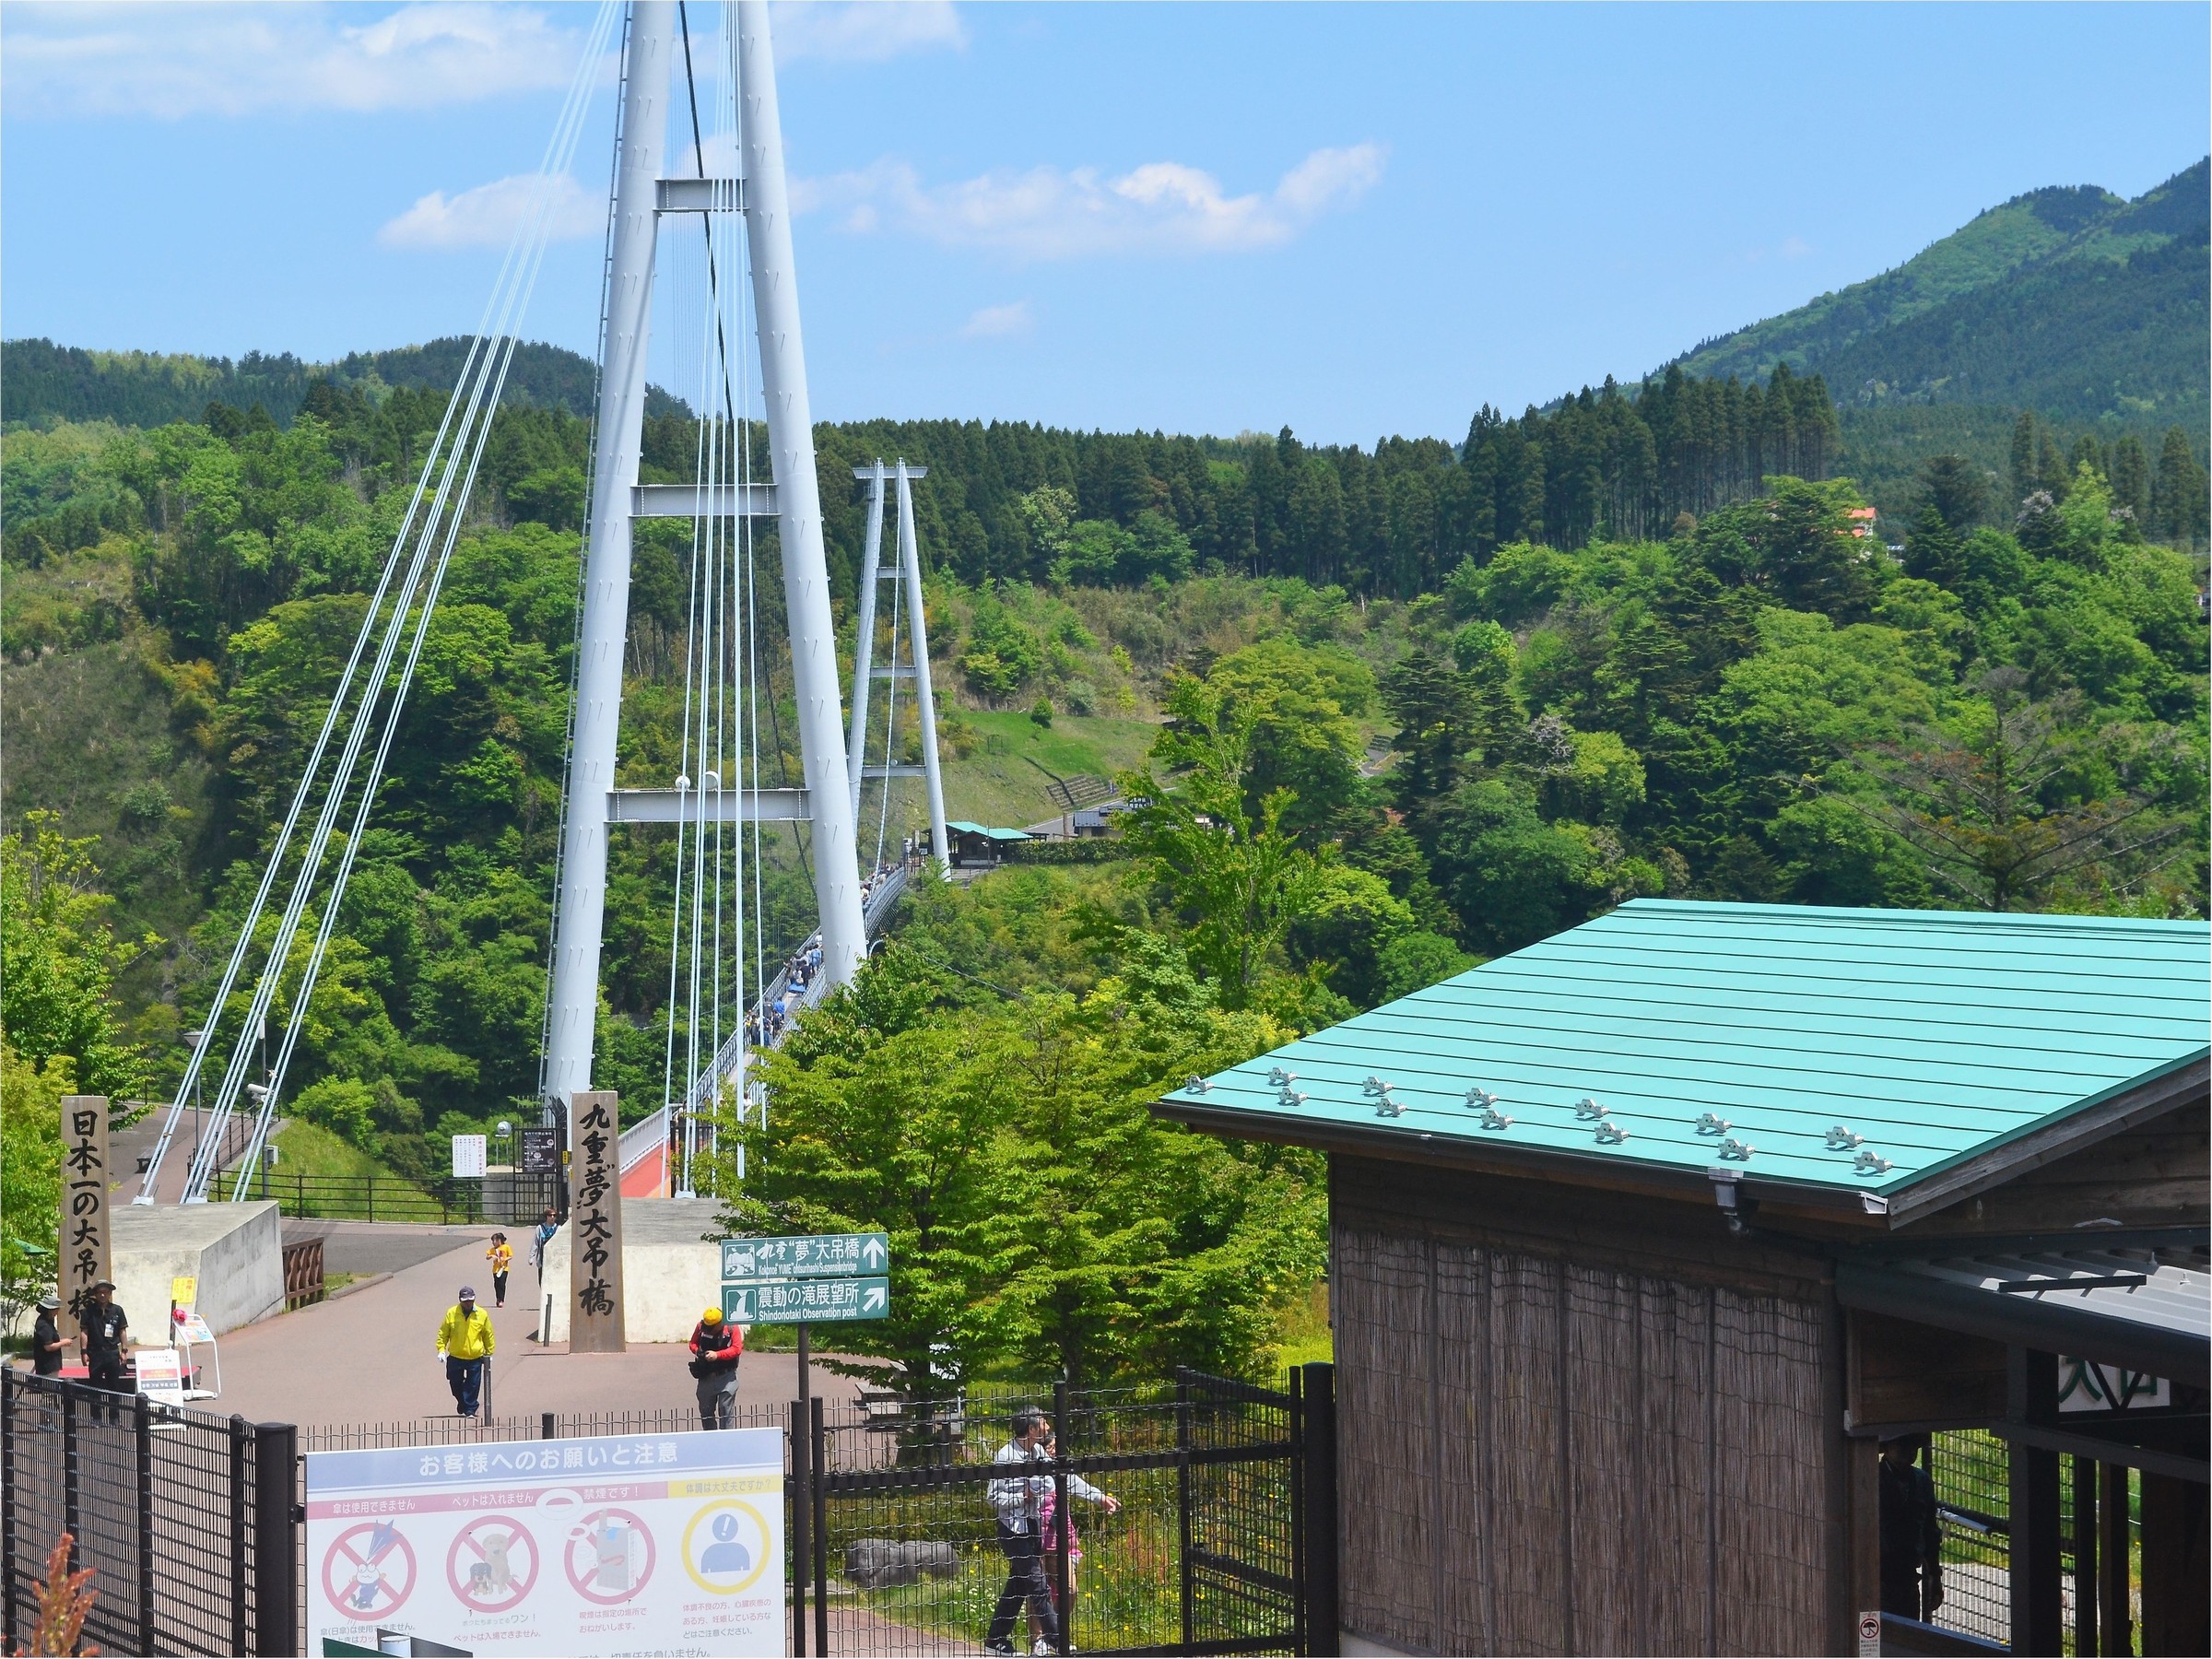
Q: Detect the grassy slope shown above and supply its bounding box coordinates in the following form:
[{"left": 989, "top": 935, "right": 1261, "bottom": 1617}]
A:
[
  {"left": 268, "top": 1118, "right": 423, "bottom": 1182},
  {"left": 887, "top": 709, "right": 1160, "bottom": 833}
]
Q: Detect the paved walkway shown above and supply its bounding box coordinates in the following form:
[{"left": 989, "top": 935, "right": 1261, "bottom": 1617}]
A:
[{"left": 203, "top": 1230, "right": 861, "bottom": 1430}]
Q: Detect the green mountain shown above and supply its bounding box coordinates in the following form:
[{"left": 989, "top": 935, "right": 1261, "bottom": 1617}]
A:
[
  {"left": 0, "top": 336, "right": 687, "bottom": 429},
  {"left": 1672, "top": 159, "right": 2208, "bottom": 433}
]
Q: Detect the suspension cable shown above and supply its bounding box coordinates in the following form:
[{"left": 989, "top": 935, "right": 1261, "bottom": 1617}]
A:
[{"left": 181, "top": 1, "right": 618, "bottom": 1200}]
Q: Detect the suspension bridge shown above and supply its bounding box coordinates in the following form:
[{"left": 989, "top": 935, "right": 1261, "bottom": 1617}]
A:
[{"left": 135, "top": 0, "right": 951, "bottom": 1213}]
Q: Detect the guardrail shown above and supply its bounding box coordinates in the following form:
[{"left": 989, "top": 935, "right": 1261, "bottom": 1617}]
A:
[
  {"left": 618, "top": 860, "right": 914, "bottom": 1180},
  {"left": 243, "top": 1170, "right": 554, "bottom": 1226}
]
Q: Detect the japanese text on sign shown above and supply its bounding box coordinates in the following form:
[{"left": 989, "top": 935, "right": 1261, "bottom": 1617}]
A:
[
  {"left": 305, "top": 1429, "right": 782, "bottom": 1656},
  {"left": 720, "top": 1231, "right": 888, "bottom": 1281},
  {"left": 722, "top": 1277, "right": 888, "bottom": 1324},
  {"left": 59, "top": 1096, "right": 112, "bottom": 1338},
  {"left": 568, "top": 1091, "right": 624, "bottom": 1352}
]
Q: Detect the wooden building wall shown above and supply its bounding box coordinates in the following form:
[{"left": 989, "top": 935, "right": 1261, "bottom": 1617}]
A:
[{"left": 1331, "top": 1154, "right": 1848, "bottom": 1656}]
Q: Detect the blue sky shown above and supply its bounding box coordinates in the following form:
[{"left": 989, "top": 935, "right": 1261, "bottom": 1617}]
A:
[{"left": 4, "top": 2, "right": 2206, "bottom": 445}]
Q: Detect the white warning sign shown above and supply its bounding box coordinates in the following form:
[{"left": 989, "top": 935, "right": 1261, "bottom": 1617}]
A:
[{"left": 305, "top": 1428, "right": 782, "bottom": 1656}]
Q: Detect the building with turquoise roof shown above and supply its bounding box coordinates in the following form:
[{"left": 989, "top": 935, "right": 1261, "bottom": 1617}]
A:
[{"left": 1158, "top": 900, "right": 2208, "bottom": 1657}]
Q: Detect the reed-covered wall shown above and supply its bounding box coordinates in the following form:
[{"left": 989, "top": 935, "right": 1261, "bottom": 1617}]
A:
[{"left": 1331, "top": 1155, "right": 1843, "bottom": 1655}]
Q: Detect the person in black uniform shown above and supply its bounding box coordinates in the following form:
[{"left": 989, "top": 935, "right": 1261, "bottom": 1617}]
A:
[
  {"left": 31, "top": 1293, "right": 66, "bottom": 1376},
  {"left": 1878, "top": 1434, "right": 1944, "bottom": 1620},
  {"left": 77, "top": 1280, "right": 131, "bottom": 1425}
]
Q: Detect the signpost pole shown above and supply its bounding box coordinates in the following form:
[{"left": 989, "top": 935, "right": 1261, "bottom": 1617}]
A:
[
  {"left": 796, "top": 1322, "right": 810, "bottom": 1421},
  {"left": 811, "top": 1394, "right": 829, "bottom": 1657},
  {"left": 790, "top": 1395, "right": 810, "bottom": 1657}
]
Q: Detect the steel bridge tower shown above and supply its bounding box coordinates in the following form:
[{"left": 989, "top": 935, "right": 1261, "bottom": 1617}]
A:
[{"left": 540, "top": 0, "right": 866, "bottom": 1120}]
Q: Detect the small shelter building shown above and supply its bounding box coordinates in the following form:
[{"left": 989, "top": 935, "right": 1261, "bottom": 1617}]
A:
[
  {"left": 944, "top": 819, "right": 1030, "bottom": 867},
  {"left": 1160, "top": 900, "right": 2208, "bottom": 1657}
]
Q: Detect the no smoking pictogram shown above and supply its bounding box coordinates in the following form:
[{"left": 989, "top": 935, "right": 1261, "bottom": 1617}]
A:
[
  {"left": 563, "top": 1505, "right": 656, "bottom": 1605},
  {"left": 447, "top": 1514, "right": 540, "bottom": 1614},
  {"left": 322, "top": 1522, "right": 418, "bottom": 1620}
]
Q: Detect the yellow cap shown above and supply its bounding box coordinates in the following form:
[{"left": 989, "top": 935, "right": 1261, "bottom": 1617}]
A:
[{"left": 702, "top": 1306, "right": 724, "bottom": 1323}]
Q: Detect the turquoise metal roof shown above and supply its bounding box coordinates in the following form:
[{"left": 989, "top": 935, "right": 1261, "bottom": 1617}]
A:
[{"left": 1171, "top": 900, "right": 2210, "bottom": 1200}]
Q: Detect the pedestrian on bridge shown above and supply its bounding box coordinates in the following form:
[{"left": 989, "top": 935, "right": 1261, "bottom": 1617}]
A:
[
  {"left": 687, "top": 1306, "right": 743, "bottom": 1429},
  {"left": 436, "top": 1287, "right": 495, "bottom": 1418}
]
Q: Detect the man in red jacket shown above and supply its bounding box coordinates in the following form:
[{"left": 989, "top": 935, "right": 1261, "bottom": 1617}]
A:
[{"left": 688, "top": 1306, "right": 743, "bottom": 1428}]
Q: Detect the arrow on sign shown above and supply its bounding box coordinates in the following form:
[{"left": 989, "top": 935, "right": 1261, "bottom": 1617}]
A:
[
  {"left": 862, "top": 1237, "right": 888, "bottom": 1269},
  {"left": 862, "top": 1283, "right": 888, "bottom": 1314}
]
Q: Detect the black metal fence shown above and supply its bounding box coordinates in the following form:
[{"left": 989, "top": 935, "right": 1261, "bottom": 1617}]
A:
[
  {"left": 793, "top": 1368, "right": 1331, "bottom": 1658},
  {"left": 6, "top": 1371, "right": 1332, "bottom": 1657},
  {"left": 1, "top": 1371, "right": 295, "bottom": 1657},
  {"left": 1926, "top": 1429, "right": 2143, "bottom": 1654},
  {"left": 244, "top": 1169, "right": 564, "bottom": 1226}
]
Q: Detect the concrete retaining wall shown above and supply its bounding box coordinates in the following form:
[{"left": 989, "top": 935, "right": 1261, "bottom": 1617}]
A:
[
  {"left": 537, "top": 1197, "right": 726, "bottom": 1344},
  {"left": 110, "top": 1200, "right": 285, "bottom": 1336}
]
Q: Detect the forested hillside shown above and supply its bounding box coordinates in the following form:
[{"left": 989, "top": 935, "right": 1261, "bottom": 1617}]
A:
[
  {"left": 0, "top": 335, "right": 687, "bottom": 430},
  {"left": 5, "top": 161, "right": 2207, "bottom": 1382},
  {"left": 1674, "top": 159, "right": 2208, "bottom": 432}
]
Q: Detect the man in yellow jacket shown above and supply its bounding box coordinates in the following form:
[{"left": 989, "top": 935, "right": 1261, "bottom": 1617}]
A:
[{"left": 436, "top": 1285, "right": 495, "bottom": 1418}]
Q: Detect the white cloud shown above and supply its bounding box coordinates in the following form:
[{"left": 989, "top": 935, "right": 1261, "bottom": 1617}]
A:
[
  {"left": 378, "top": 173, "right": 605, "bottom": 252},
  {"left": 769, "top": 1, "right": 965, "bottom": 65},
  {"left": 1, "top": 3, "right": 595, "bottom": 119},
  {"left": 795, "top": 143, "right": 1388, "bottom": 259},
  {"left": 960, "top": 300, "right": 1035, "bottom": 339}
]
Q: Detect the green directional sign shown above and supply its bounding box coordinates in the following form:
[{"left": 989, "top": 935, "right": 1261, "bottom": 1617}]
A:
[
  {"left": 721, "top": 1231, "right": 889, "bottom": 1281},
  {"left": 723, "top": 1277, "right": 889, "bottom": 1324}
]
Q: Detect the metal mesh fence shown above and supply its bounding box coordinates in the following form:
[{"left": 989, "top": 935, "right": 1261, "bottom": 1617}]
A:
[
  {"left": 1926, "top": 1430, "right": 2142, "bottom": 1655},
  {"left": 2, "top": 1371, "right": 265, "bottom": 1657},
  {"left": 802, "top": 1372, "right": 1302, "bottom": 1657}
]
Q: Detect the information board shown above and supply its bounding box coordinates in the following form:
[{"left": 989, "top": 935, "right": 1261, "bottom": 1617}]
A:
[
  {"left": 519, "top": 1127, "right": 562, "bottom": 1174},
  {"left": 305, "top": 1427, "right": 782, "bottom": 1656},
  {"left": 721, "top": 1232, "right": 888, "bottom": 1281},
  {"left": 452, "top": 1134, "right": 488, "bottom": 1179},
  {"left": 135, "top": 1347, "right": 186, "bottom": 1407},
  {"left": 722, "top": 1277, "right": 888, "bottom": 1324}
]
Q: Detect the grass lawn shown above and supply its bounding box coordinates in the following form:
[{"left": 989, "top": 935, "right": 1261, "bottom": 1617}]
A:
[
  {"left": 930, "top": 711, "right": 1159, "bottom": 831},
  {"left": 1272, "top": 1282, "right": 1334, "bottom": 1379},
  {"left": 269, "top": 1120, "right": 426, "bottom": 1185}
]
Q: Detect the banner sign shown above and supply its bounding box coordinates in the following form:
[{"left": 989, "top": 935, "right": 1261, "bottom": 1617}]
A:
[
  {"left": 722, "top": 1277, "right": 888, "bottom": 1324},
  {"left": 519, "top": 1127, "right": 562, "bottom": 1174},
  {"left": 720, "top": 1231, "right": 888, "bottom": 1280},
  {"left": 452, "top": 1134, "right": 488, "bottom": 1179},
  {"left": 568, "top": 1091, "right": 625, "bottom": 1354},
  {"left": 305, "top": 1427, "right": 783, "bottom": 1656},
  {"left": 59, "top": 1095, "right": 112, "bottom": 1340}
]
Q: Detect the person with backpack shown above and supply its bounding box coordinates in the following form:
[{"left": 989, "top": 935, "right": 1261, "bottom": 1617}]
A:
[
  {"left": 984, "top": 1407, "right": 1118, "bottom": 1655},
  {"left": 688, "top": 1307, "right": 743, "bottom": 1428}
]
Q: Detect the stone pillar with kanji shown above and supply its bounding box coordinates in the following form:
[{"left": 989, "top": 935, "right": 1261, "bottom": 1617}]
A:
[
  {"left": 567, "top": 1090, "right": 626, "bottom": 1353},
  {"left": 59, "top": 1095, "right": 113, "bottom": 1341}
]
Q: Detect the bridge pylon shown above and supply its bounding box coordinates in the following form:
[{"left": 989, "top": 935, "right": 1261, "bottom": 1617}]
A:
[{"left": 540, "top": 0, "right": 866, "bottom": 1125}]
